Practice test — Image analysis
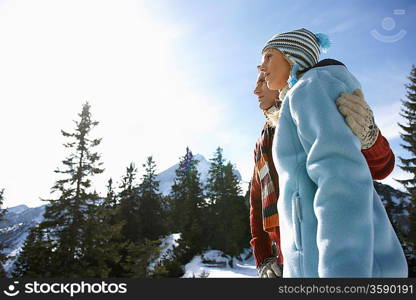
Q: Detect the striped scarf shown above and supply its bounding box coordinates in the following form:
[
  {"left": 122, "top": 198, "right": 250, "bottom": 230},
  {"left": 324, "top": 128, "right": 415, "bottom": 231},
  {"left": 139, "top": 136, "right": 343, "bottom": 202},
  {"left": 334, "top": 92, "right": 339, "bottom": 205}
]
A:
[
  {"left": 254, "top": 121, "right": 279, "bottom": 232},
  {"left": 253, "top": 59, "right": 345, "bottom": 232}
]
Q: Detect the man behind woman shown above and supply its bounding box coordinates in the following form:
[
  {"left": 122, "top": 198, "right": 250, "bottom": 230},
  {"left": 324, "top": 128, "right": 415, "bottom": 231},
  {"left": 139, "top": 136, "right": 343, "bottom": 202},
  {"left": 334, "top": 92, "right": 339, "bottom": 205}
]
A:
[{"left": 250, "top": 28, "right": 407, "bottom": 278}]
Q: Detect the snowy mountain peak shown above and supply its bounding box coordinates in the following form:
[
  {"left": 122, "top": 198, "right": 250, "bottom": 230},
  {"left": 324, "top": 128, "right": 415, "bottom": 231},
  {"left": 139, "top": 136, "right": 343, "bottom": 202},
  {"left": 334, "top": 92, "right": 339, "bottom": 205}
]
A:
[
  {"left": 7, "top": 204, "right": 29, "bottom": 214},
  {"left": 156, "top": 153, "right": 241, "bottom": 196}
]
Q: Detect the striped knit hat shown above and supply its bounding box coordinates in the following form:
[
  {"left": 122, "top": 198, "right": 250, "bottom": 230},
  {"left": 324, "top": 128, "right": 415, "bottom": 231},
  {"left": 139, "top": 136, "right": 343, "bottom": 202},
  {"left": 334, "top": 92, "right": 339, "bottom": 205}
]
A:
[{"left": 262, "top": 28, "right": 331, "bottom": 87}]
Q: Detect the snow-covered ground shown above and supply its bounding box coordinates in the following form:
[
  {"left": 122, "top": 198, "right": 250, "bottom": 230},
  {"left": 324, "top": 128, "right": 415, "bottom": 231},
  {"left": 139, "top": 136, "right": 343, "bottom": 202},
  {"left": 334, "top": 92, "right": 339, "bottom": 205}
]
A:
[
  {"left": 149, "top": 233, "right": 181, "bottom": 271},
  {"left": 155, "top": 233, "right": 257, "bottom": 278},
  {"left": 182, "top": 249, "right": 257, "bottom": 278}
]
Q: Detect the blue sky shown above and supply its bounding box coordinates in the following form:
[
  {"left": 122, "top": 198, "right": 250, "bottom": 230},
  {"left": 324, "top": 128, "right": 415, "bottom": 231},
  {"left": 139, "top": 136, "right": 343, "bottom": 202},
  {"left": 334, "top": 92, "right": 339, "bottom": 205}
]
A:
[
  {"left": 147, "top": 0, "right": 416, "bottom": 187},
  {"left": 0, "top": 0, "right": 415, "bottom": 208}
]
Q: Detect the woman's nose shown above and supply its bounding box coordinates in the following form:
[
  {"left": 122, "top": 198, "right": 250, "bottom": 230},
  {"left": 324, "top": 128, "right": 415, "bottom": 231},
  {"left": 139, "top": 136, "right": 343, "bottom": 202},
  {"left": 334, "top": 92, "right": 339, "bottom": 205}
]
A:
[{"left": 259, "top": 63, "right": 266, "bottom": 72}]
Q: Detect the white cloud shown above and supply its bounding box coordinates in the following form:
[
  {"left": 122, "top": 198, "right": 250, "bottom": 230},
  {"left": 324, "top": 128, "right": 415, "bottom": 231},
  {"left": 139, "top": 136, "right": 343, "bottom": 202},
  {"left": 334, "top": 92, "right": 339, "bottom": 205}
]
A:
[{"left": 327, "top": 19, "right": 357, "bottom": 34}]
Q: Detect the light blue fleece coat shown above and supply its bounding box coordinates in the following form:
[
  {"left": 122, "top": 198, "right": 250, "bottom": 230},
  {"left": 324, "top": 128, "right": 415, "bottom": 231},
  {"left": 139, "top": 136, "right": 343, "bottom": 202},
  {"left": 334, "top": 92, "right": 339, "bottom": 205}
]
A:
[{"left": 273, "top": 64, "right": 408, "bottom": 278}]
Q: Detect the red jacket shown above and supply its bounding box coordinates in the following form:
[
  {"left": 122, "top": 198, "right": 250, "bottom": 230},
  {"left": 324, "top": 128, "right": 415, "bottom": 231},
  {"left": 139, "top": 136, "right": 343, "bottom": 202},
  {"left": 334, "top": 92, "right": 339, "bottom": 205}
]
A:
[{"left": 249, "top": 126, "right": 395, "bottom": 267}]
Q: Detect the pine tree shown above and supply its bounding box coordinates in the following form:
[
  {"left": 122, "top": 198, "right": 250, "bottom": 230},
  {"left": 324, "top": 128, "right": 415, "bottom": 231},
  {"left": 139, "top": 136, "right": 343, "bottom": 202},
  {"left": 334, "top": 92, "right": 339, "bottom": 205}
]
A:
[
  {"left": 136, "top": 156, "right": 166, "bottom": 241},
  {"left": 169, "top": 147, "right": 206, "bottom": 261},
  {"left": 223, "top": 162, "right": 251, "bottom": 257},
  {"left": 114, "top": 162, "right": 148, "bottom": 277},
  {"left": 121, "top": 238, "right": 162, "bottom": 278},
  {"left": 113, "top": 157, "right": 168, "bottom": 278},
  {"left": 107, "top": 158, "right": 167, "bottom": 278},
  {"left": 205, "top": 147, "right": 249, "bottom": 257},
  {"left": 243, "top": 180, "right": 254, "bottom": 260},
  {"left": 0, "top": 189, "right": 8, "bottom": 277},
  {"left": 205, "top": 147, "right": 227, "bottom": 206},
  {"left": 100, "top": 178, "right": 126, "bottom": 277},
  {"left": 244, "top": 180, "right": 251, "bottom": 211},
  {"left": 118, "top": 162, "right": 141, "bottom": 243},
  {"left": 396, "top": 65, "right": 416, "bottom": 277},
  {"left": 80, "top": 189, "right": 124, "bottom": 277},
  {"left": 104, "top": 178, "right": 118, "bottom": 208},
  {"left": 12, "top": 226, "right": 54, "bottom": 277},
  {"left": 45, "top": 101, "right": 106, "bottom": 276},
  {"left": 204, "top": 147, "right": 226, "bottom": 250},
  {"left": 15, "top": 102, "right": 121, "bottom": 277}
]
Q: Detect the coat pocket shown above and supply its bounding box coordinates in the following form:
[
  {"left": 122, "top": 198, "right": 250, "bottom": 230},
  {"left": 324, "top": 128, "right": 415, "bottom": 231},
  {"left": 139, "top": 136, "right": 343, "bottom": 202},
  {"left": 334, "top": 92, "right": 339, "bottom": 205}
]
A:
[{"left": 291, "top": 191, "right": 303, "bottom": 251}]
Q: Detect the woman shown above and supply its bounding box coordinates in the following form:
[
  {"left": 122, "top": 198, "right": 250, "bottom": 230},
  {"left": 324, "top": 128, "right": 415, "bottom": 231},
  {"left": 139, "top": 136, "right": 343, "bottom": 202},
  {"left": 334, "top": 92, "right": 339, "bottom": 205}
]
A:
[
  {"left": 258, "top": 28, "right": 407, "bottom": 277},
  {"left": 251, "top": 69, "right": 396, "bottom": 278}
]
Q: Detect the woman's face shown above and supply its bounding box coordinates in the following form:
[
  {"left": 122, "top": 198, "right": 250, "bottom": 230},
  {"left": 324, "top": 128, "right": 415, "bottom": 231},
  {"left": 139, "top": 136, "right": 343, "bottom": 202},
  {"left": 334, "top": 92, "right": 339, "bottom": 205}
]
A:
[
  {"left": 260, "top": 48, "right": 291, "bottom": 91},
  {"left": 253, "top": 71, "right": 279, "bottom": 110}
]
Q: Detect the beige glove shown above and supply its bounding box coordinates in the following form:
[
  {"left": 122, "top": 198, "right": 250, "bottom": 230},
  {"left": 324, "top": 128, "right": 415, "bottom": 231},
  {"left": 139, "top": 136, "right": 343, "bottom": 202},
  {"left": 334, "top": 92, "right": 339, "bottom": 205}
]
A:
[
  {"left": 336, "top": 89, "right": 379, "bottom": 149},
  {"left": 257, "top": 257, "right": 283, "bottom": 278}
]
